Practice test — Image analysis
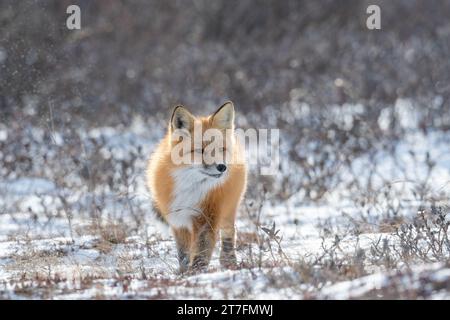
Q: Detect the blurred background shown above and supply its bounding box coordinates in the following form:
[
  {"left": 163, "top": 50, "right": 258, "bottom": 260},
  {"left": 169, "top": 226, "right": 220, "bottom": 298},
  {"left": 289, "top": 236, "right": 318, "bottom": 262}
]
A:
[
  {"left": 1, "top": 0, "right": 449, "bottom": 126},
  {"left": 1, "top": 0, "right": 450, "bottom": 299}
]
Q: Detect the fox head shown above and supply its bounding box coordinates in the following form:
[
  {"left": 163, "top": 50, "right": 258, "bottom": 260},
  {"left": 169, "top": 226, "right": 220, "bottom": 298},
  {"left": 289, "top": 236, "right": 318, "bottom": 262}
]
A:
[{"left": 168, "top": 101, "right": 236, "bottom": 180}]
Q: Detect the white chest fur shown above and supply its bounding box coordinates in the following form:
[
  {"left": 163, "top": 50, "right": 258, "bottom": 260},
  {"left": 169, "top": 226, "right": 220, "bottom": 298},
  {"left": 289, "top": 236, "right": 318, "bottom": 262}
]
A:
[{"left": 167, "top": 167, "right": 224, "bottom": 231}]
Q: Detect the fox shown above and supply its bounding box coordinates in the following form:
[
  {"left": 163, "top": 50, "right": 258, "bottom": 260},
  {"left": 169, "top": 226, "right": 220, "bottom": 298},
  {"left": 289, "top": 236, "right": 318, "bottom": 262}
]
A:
[{"left": 146, "top": 101, "right": 247, "bottom": 273}]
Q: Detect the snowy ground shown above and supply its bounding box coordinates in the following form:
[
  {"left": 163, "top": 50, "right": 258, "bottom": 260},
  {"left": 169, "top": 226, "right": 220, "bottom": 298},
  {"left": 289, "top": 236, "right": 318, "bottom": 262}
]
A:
[{"left": 1, "top": 100, "right": 450, "bottom": 299}]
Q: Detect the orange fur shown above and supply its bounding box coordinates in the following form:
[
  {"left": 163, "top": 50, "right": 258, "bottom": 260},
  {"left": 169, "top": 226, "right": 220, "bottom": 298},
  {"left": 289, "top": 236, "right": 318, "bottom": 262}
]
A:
[{"left": 146, "top": 102, "right": 247, "bottom": 272}]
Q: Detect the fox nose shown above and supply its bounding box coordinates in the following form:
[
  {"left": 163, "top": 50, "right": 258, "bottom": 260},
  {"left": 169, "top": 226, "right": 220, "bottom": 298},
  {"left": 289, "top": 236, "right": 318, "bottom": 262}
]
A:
[{"left": 216, "top": 164, "right": 227, "bottom": 173}]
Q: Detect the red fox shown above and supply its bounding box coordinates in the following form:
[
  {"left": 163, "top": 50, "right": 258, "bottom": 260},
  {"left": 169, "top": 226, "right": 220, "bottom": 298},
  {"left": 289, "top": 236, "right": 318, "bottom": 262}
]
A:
[{"left": 147, "top": 101, "right": 247, "bottom": 273}]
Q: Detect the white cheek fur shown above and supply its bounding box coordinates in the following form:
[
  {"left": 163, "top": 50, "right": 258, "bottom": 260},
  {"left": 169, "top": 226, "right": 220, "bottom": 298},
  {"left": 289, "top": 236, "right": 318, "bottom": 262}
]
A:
[{"left": 168, "top": 166, "right": 226, "bottom": 231}]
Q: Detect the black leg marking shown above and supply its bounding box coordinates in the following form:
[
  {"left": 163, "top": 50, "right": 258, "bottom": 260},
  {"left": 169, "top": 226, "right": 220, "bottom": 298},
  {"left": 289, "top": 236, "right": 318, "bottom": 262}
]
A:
[
  {"left": 222, "top": 237, "right": 233, "bottom": 253},
  {"left": 220, "top": 236, "right": 237, "bottom": 268},
  {"left": 177, "top": 246, "right": 189, "bottom": 273},
  {"left": 190, "top": 227, "right": 215, "bottom": 272}
]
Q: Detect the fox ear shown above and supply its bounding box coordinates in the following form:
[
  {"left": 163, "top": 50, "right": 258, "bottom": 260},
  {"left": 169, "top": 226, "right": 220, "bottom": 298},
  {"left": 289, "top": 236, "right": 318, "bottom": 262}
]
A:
[
  {"left": 211, "top": 101, "right": 235, "bottom": 129},
  {"left": 171, "top": 105, "right": 195, "bottom": 131}
]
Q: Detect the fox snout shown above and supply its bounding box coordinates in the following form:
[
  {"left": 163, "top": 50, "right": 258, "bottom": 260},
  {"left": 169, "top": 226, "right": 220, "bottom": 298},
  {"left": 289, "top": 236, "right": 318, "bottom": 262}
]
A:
[
  {"left": 216, "top": 164, "right": 227, "bottom": 172},
  {"left": 201, "top": 163, "right": 227, "bottom": 178},
  {"left": 206, "top": 163, "right": 227, "bottom": 173}
]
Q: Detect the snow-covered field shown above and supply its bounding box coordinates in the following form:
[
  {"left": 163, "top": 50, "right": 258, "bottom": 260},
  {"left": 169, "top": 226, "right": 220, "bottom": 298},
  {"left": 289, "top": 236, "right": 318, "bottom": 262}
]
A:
[{"left": 1, "top": 99, "right": 449, "bottom": 299}]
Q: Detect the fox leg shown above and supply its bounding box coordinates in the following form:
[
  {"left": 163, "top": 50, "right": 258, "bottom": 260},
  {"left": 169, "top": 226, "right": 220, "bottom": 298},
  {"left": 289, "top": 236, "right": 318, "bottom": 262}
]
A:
[
  {"left": 172, "top": 227, "right": 191, "bottom": 273},
  {"left": 219, "top": 215, "right": 237, "bottom": 268},
  {"left": 190, "top": 222, "right": 217, "bottom": 272}
]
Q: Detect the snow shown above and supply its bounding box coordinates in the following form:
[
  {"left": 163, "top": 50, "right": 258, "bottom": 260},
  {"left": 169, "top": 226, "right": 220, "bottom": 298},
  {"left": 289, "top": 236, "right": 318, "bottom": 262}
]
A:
[
  {"left": 0, "top": 108, "right": 450, "bottom": 299},
  {"left": 320, "top": 272, "right": 389, "bottom": 299},
  {"left": 320, "top": 263, "right": 450, "bottom": 299},
  {"left": 0, "top": 178, "right": 57, "bottom": 195}
]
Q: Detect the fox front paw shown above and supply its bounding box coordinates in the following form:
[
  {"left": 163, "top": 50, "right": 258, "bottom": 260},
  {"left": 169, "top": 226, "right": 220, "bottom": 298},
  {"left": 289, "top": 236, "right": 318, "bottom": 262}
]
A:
[{"left": 220, "top": 252, "right": 237, "bottom": 269}]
